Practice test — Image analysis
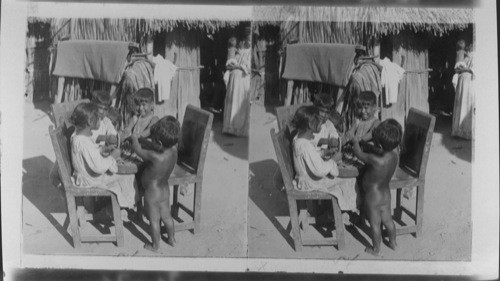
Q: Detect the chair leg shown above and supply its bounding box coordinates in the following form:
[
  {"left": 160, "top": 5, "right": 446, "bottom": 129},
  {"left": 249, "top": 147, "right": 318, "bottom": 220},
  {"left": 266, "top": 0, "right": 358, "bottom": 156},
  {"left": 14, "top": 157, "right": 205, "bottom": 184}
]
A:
[
  {"left": 332, "top": 197, "right": 345, "bottom": 251},
  {"left": 76, "top": 198, "right": 86, "bottom": 227},
  {"left": 288, "top": 198, "right": 303, "bottom": 252},
  {"left": 193, "top": 183, "right": 202, "bottom": 234},
  {"left": 172, "top": 185, "right": 179, "bottom": 219},
  {"left": 415, "top": 184, "right": 424, "bottom": 237},
  {"left": 66, "top": 195, "right": 82, "bottom": 248},
  {"left": 394, "top": 188, "right": 403, "bottom": 221},
  {"left": 298, "top": 208, "right": 310, "bottom": 232},
  {"left": 111, "top": 194, "right": 124, "bottom": 247}
]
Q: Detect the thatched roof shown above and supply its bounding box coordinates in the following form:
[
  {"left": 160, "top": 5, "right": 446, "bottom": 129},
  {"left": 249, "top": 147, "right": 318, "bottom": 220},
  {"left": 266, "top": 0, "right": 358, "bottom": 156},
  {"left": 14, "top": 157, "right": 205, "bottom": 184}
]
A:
[
  {"left": 253, "top": 6, "right": 473, "bottom": 36},
  {"left": 28, "top": 17, "right": 243, "bottom": 43}
]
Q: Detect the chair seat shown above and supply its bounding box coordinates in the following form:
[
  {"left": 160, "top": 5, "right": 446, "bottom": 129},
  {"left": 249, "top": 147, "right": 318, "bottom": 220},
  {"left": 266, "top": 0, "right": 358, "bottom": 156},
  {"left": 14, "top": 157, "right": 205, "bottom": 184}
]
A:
[
  {"left": 169, "top": 164, "right": 199, "bottom": 186},
  {"left": 66, "top": 185, "right": 115, "bottom": 196},
  {"left": 390, "top": 167, "right": 421, "bottom": 189},
  {"left": 287, "top": 189, "right": 334, "bottom": 200}
]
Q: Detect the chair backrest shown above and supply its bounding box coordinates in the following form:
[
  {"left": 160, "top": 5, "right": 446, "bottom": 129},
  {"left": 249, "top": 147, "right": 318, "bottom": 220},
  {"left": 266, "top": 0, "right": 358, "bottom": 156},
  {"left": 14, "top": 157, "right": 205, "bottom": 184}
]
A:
[
  {"left": 178, "top": 105, "right": 214, "bottom": 175},
  {"left": 49, "top": 123, "right": 76, "bottom": 189},
  {"left": 270, "top": 128, "right": 296, "bottom": 193},
  {"left": 399, "top": 108, "right": 436, "bottom": 179},
  {"left": 51, "top": 99, "right": 90, "bottom": 127},
  {"left": 275, "top": 102, "right": 313, "bottom": 131}
]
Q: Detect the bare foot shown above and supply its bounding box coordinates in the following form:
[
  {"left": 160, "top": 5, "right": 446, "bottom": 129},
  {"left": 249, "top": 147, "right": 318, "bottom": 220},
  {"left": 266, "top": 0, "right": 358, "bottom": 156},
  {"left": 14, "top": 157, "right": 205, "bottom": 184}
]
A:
[
  {"left": 342, "top": 212, "right": 352, "bottom": 226},
  {"left": 365, "top": 247, "right": 382, "bottom": 257},
  {"left": 166, "top": 236, "right": 176, "bottom": 247},
  {"left": 121, "top": 209, "right": 130, "bottom": 222},
  {"left": 144, "top": 243, "right": 159, "bottom": 253},
  {"left": 388, "top": 241, "right": 398, "bottom": 251}
]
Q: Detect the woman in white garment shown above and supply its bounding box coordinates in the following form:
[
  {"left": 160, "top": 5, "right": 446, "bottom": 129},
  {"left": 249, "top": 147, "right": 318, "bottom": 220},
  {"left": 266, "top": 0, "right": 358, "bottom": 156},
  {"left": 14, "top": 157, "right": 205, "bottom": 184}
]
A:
[
  {"left": 222, "top": 30, "right": 252, "bottom": 137},
  {"left": 451, "top": 43, "right": 474, "bottom": 140}
]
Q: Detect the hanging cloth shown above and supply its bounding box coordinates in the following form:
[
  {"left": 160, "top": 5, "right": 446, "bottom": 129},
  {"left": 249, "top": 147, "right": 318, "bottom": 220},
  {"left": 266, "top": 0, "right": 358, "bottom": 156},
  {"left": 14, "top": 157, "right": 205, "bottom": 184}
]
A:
[
  {"left": 151, "top": 55, "right": 178, "bottom": 101},
  {"left": 379, "top": 57, "right": 405, "bottom": 106},
  {"left": 53, "top": 40, "right": 130, "bottom": 83}
]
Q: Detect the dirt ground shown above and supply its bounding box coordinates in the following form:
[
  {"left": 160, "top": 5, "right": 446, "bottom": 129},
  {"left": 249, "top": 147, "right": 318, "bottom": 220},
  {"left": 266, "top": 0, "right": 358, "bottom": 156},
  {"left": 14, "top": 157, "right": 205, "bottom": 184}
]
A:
[
  {"left": 22, "top": 100, "right": 248, "bottom": 258},
  {"left": 248, "top": 103, "right": 472, "bottom": 261}
]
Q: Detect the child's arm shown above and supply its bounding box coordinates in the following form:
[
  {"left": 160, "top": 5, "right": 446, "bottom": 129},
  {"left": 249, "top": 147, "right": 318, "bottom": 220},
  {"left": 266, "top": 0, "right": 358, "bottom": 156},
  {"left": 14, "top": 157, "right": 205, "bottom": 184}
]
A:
[
  {"left": 342, "top": 124, "right": 356, "bottom": 144},
  {"left": 130, "top": 133, "right": 158, "bottom": 163},
  {"left": 95, "top": 134, "right": 118, "bottom": 145},
  {"left": 121, "top": 115, "right": 137, "bottom": 139},
  {"left": 317, "top": 137, "right": 339, "bottom": 148},
  {"left": 79, "top": 139, "right": 118, "bottom": 174},
  {"left": 139, "top": 115, "right": 159, "bottom": 139},
  {"left": 352, "top": 137, "right": 377, "bottom": 165},
  {"left": 360, "top": 118, "right": 381, "bottom": 142},
  {"left": 301, "top": 141, "right": 339, "bottom": 177}
]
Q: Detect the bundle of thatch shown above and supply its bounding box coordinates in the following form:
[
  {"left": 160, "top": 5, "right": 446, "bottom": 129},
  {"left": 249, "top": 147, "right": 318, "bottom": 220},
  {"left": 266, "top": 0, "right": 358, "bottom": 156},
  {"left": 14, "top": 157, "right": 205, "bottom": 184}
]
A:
[
  {"left": 28, "top": 17, "right": 241, "bottom": 44},
  {"left": 26, "top": 17, "right": 242, "bottom": 122},
  {"left": 253, "top": 6, "right": 473, "bottom": 43}
]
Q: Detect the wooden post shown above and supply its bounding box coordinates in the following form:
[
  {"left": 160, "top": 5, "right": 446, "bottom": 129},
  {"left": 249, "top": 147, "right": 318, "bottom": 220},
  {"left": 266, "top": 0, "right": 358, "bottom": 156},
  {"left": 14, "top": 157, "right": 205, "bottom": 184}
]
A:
[
  {"left": 373, "top": 36, "right": 381, "bottom": 58},
  {"left": 109, "top": 84, "right": 117, "bottom": 107},
  {"left": 285, "top": 80, "right": 293, "bottom": 106},
  {"left": 55, "top": 76, "right": 65, "bottom": 103}
]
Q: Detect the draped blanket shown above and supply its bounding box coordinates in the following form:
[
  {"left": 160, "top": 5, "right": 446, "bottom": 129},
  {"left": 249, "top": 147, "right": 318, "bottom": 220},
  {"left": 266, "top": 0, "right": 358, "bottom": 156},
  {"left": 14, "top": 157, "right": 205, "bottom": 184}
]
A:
[
  {"left": 282, "top": 43, "right": 356, "bottom": 87},
  {"left": 53, "top": 40, "right": 130, "bottom": 84}
]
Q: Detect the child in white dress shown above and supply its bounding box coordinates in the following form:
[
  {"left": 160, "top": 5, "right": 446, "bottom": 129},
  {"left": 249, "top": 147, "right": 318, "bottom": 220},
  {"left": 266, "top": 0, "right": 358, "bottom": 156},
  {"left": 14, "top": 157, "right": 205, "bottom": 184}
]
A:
[
  {"left": 291, "top": 106, "right": 359, "bottom": 224},
  {"left": 70, "top": 102, "right": 139, "bottom": 221}
]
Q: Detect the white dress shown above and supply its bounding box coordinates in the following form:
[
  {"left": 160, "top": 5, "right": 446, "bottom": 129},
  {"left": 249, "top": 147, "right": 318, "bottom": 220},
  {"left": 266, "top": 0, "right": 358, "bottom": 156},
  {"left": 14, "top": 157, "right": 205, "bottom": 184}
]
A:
[
  {"left": 91, "top": 116, "right": 117, "bottom": 145},
  {"left": 71, "top": 134, "right": 138, "bottom": 208},
  {"left": 452, "top": 53, "right": 474, "bottom": 140},
  {"left": 293, "top": 136, "right": 358, "bottom": 211},
  {"left": 222, "top": 47, "right": 251, "bottom": 137},
  {"left": 313, "top": 120, "right": 339, "bottom": 148}
]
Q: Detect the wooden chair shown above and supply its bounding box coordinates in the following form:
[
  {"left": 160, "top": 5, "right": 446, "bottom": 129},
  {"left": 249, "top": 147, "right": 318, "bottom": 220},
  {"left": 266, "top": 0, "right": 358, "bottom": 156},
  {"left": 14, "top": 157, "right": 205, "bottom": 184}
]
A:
[
  {"left": 270, "top": 127, "right": 346, "bottom": 251},
  {"left": 390, "top": 108, "right": 435, "bottom": 237},
  {"left": 51, "top": 99, "right": 90, "bottom": 127},
  {"left": 170, "top": 105, "right": 214, "bottom": 234},
  {"left": 275, "top": 102, "right": 313, "bottom": 131},
  {"left": 49, "top": 124, "right": 124, "bottom": 248}
]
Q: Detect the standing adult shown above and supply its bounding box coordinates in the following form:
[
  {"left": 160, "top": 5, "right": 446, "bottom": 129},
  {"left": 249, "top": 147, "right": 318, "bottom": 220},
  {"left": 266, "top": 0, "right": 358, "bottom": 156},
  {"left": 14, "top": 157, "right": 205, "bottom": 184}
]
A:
[
  {"left": 451, "top": 43, "right": 474, "bottom": 140},
  {"left": 222, "top": 31, "right": 252, "bottom": 137}
]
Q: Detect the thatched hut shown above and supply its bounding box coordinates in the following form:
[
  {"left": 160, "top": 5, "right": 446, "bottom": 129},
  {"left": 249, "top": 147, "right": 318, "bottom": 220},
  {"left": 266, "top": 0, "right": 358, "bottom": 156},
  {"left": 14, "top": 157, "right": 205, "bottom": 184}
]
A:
[
  {"left": 26, "top": 17, "right": 249, "bottom": 122},
  {"left": 252, "top": 6, "right": 474, "bottom": 126}
]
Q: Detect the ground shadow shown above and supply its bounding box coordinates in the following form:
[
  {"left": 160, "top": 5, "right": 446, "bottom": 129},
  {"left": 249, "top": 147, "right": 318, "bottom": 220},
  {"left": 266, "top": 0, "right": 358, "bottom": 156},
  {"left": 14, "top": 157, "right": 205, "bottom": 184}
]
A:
[
  {"left": 433, "top": 115, "right": 472, "bottom": 163},
  {"left": 264, "top": 97, "right": 282, "bottom": 115},
  {"left": 22, "top": 155, "right": 154, "bottom": 248},
  {"left": 211, "top": 116, "right": 249, "bottom": 161},
  {"left": 22, "top": 156, "right": 73, "bottom": 246},
  {"left": 32, "top": 100, "right": 55, "bottom": 124},
  {"left": 248, "top": 159, "right": 296, "bottom": 250},
  {"left": 249, "top": 158, "right": 378, "bottom": 251}
]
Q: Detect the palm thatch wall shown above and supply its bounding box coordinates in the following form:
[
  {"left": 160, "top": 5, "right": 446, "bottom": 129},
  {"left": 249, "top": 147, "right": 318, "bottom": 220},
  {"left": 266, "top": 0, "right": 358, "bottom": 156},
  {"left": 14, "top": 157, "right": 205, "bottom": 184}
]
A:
[
  {"left": 253, "top": 6, "right": 473, "bottom": 39},
  {"left": 28, "top": 17, "right": 241, "bottom": 43},
  {"left": 26, "top": 17, "right": 241, "bottom": 121},
  {"left": 252, "top": 5, "right": 474, "bottom": 118}
]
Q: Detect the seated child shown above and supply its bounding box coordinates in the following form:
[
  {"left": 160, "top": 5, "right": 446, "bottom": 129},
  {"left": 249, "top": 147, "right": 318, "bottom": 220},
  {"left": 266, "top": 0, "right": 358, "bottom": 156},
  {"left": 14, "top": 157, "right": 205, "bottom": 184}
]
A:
[
  {"left": 123, "top": 88, "right": 159, "bottom": 140},
  {"left": 343, "top": 91, "right": 381, "bottom": 144},
  {"left": 291, "top": 105, "right": 359, "bottom": 224},
  {"left": 313, "top": 93, "right": 342, "bottom": 160},
  {"left": 91, "top": 90, "right": 119, "bottom": 153},
  {"left": 352, "top": 118, "right": 402, "bottom": 256},
  {"left": 223, "top": 36, "right": 238, "bottom": 86},
  {"left": 130, "top": 116, "right": 180, "bottom": 252},
  {"left": 70, "top": 103, "right": 139, "bottom": 221}
]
